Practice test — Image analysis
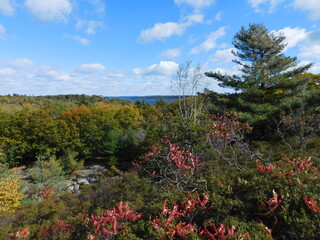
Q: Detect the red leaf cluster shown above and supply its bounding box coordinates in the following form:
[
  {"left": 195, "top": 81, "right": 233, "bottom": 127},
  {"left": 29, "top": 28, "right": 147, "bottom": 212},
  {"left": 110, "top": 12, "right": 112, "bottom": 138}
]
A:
[
  {"left": 9, "top": 227, "right": 29, "bottom": 239},
  {"left": 135, "top": 135, "right": 205, "bottom": 191},
  {"left": 303, "top": 196, "right": 320, "bottom": 213},
  {"left": 209, "top": 113, "right": 251, "bottom": 141},
  {"left": 256, "top": 157, "right": 319, "bottom": 182},
  {"left": 199, "top": 223, "right": 246, "bottom": 240},
  {"left": 151, "top": 192, "right": 213, "bottom": 239},
  {"left": 90, "top": 201, "right": 141, "bottom": 237},
  {"left": 259, "top": 190, "right": 284, "bottom": 215},
  {"left": 167, "top": 143, "right": 200, "bottom": 174},
  {"left": 39, "top": 188, "right": 54, "bottom": 199},
  {"left": 288, "top": 157, "right": 314, "bottom": 172},
  {"left": 37, "top": 220, "right": 76, "bottom": 239},
  {"left": 256, "top": 162, "right": 275, "bottom": 173}
]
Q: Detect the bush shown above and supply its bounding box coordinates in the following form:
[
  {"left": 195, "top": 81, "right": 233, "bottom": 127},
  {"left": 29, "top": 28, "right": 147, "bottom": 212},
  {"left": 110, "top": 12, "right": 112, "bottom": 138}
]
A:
[{"left": 0, "top": 163, "right": 24, "bottom": 213}]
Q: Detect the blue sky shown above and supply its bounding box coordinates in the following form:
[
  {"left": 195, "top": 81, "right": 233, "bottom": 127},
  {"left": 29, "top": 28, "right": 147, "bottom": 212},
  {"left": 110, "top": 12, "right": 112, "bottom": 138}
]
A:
[{"left": 0, "top": 0, "right": 319, "bottom": 96}]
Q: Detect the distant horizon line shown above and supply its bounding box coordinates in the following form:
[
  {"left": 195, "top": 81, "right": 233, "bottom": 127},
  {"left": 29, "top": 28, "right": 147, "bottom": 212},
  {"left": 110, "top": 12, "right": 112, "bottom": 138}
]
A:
[{"left": 1, "top": 94, "right": 188, "bottom": 98}]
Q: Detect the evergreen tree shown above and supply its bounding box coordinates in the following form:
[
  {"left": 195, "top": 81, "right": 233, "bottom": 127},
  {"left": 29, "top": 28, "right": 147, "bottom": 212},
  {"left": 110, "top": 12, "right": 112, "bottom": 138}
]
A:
[{"left": 205, "top": 23, "right": 312, "bottom": 123}]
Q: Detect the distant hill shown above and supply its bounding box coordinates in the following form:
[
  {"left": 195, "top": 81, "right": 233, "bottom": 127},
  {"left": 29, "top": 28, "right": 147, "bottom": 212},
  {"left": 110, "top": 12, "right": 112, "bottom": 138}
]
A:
[{"left": 0, "top": 94, "right": 181, "bottom": 106}]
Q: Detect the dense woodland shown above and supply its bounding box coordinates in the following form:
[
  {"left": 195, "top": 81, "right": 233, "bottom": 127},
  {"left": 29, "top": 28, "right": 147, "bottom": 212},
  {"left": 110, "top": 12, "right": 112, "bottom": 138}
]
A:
[{"left": 0, "top": 24, "right": 319, "bottom": 240}]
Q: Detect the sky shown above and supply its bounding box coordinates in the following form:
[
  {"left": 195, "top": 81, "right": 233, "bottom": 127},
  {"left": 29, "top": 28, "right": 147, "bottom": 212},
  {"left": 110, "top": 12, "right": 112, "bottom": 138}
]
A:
[{"left": 0, "top": 0, "right": 319, "bottom": 96}]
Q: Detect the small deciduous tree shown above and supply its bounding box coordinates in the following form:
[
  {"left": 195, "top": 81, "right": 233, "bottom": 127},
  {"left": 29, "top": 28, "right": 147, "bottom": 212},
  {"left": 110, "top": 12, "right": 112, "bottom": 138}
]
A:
[
  {"left": 172, "top": 61, "right": 205, "bottom": 123},
  {"left": 207, "top": 112, "right": 263, "bottom": 170},
  {"left": 0, "top": 163, "right": 24, "bottom": 213},
  {"left": 134, "top": 135, "right": 206, "bottom": 192},
  {"left": 274, "top": 91, "right": 320, "bottom": 152}
]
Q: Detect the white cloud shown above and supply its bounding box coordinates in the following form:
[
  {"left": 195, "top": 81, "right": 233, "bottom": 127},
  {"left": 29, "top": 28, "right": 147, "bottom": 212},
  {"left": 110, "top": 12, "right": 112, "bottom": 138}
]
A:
[
  {"left": 295, "top": 60, "right": 320, "bottom": 74},
  {"left": 0, "top": 0, "right": 14, "bottom": 15},
  {"left": 37, "top": 67, "right": 72, "bottom": 81},
  {"left": 0, "top": 67, "right": 14, "bottom": 76},
  {"left": 139, "top": 22, "right": 185, "bottom": 43},
  {"left": 297, "top": 30, "right": 320, "bottom": 60},
  {"left": 25, "top": 0, "right": 72, "bottom": 22},
  {"left": 292, "top": 0, "right": 320, "bottom": 20},
  {"left": 133, "top": 61, "right": 179, "bottom": 79},
  {"left": 249, "top": 0, "right": 320, "bottom": 19},
  {"left": 210, "top": 48, "right": 236, "bottom": 63},
  {"left": 299, "top": 44, "right": 320, "bottom": 60},
  {"left": 309, "top": 62, "right": 320, "bottom": 73},
  {"left": 174, "top": 0, "right": 214, "bottom": 9},
  {"left": 159, "top": 48, "right": 181, "bottom": 59},
  {"left": 190, "top": 27, "right": 226, "bottom": 54},
  {"left": 75, "top": 63, "right": 106, "bottom": 74},
  {"left": 73, "top": 36, "right": 89, "bottom": 45},
  {"left": 9, "top": 59, "right": 34, "bottom": 68},
  {"left": 86, "top": 0, "right": 105, "bottom": 17},
  {"left": 0, "top": 59, "right": 132, "bottom": 96},
  {"left": 106, "top": 72, "right": 126, "bottom": 78},
  {"left": 76, "top": 20, "right": 104, "bottom": 34},
  {"left": 184, "top": 13, "right": 205, "bottom": 24},
  {"left": 0, "top": 59, "right": 236, "bottom": 96},
  {"left": 272, "top": 27, "right": 307, "bottom": 51},
  {"left": 210, "top": 66, "right": 240, "bottom": 77},
  {"left": 64, "top": 34, "right": 90, "bottom": 45},
  {"left": 248, "top": 0, "right": 284, "bottom": 13},
  {"left": 138, "top": 13, "right": 204, "bottom": 43},
  {"left": 269, "top": 27, "right": 320, "bottom": 61},
  {"left": 215, "top": 11, "right": 223, "bottom": 21},
  {"left": 0, "top": 24, "right": 6, "bottom": 39}
]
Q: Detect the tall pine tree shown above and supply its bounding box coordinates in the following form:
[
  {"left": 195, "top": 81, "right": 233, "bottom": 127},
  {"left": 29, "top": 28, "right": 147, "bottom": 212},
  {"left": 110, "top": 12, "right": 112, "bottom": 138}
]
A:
[{"left": 205, "top": 23, "right": 312, "bottom": 123}]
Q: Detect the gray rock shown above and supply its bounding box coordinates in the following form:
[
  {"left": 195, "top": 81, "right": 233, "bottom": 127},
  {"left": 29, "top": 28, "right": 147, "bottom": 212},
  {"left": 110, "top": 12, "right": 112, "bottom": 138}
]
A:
[
  {"left": 67, "top": 185, "right": 75, "bottom": 192},
  {"left": 77, "top": 178, "right": 89, "bottom": 185},
  {"left": 74, "top": 184, "right": 80, "bottom": 193}
]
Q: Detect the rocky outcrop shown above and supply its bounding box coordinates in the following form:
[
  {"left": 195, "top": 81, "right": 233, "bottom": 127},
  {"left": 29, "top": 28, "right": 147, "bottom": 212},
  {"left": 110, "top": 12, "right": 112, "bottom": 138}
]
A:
[
  {"left": 12, "top": 164, "right": 108, "bottom": 194},
  {"left": 67, "top": 165, "right": 108, "bottom": 193}
]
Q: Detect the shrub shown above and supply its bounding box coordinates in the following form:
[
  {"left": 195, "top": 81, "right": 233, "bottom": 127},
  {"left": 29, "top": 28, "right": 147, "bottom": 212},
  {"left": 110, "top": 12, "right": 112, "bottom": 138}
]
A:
[{"left": 0, "top": 163, "right": 24, "bottom": 213}]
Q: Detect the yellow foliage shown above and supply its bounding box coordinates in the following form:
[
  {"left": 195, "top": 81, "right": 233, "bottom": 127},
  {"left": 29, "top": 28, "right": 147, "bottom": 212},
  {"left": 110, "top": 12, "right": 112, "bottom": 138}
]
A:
[{"left": 0, "top": 175, "right": 24, "bottom": 213}]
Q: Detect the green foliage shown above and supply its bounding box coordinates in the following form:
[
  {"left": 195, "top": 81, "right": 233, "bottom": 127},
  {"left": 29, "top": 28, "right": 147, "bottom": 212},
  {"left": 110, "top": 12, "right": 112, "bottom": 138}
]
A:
[
  {"left": 202, "top": 156, "right": 319, "bottom": 240},
  {"left": 0, "top": 108, "right": 78, "bottom": 166},
  {"left": 205, "top": 23, "right": 311, "bottom": 125},
  {"left": 0, "top": 97, "right": 148, "bottom": 170},
  {"left": 59, "top": 151, "right": 84, "bottom": 174},
  {"left": 27, "top": 154, "right": 67, "bottom": 199},
  {"left": 102, "top": 129, "right": 121, "bottom": 156}
]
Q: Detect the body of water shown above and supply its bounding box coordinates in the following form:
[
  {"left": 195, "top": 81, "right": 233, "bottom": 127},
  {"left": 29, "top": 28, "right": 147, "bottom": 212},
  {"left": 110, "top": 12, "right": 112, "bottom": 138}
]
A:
[{"left": 110, "top": 95, "right": 180, "bottom": 104}]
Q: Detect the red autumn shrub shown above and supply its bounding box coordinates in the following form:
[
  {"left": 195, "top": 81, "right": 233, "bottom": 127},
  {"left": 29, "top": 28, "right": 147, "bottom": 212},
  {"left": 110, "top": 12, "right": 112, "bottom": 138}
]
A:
[
  {"left": 134, "top": 135, "right": 205, "bottom": 192},
  {"left": 9, "top": 227, "right": 29, "bottom": 239},
  {"left": 37, "top": 220, "right": 76, "bottom": 240},
  {"left": 89, "top": 201, "right": 141, "bottom": 238},
  {"left": 208, "top": 113, "right": 260, "bottom": 170},
  {"left": 150, "top": 192, "right": 212, "bottom": 239},
  {"left": 303, "top": 196, "right": 320, "bottom": 213}
]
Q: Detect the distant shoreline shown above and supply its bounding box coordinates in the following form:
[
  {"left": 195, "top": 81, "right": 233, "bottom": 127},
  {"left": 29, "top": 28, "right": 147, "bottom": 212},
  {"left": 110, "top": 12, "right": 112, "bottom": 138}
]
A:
[{"left": 108, "top": 95, "right": 182, "bottom": 104}]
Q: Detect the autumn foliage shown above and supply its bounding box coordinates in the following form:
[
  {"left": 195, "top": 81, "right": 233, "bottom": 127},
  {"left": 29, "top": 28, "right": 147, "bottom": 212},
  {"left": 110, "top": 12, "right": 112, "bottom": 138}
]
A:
[
  {"left": 207, "top": 113, "right": 258, "bottom": 170},
  {"left": 0, "top": 90, "right": 318, "bottom": 240},
  {"left": 89, "top": 201, "right": 142, "bottom": 238},
  {"left": 0, "top": 171, "right": 24, "bottom": 213},
  {"left": 134, "top": 135, "right": 205, "bottom": 192}
]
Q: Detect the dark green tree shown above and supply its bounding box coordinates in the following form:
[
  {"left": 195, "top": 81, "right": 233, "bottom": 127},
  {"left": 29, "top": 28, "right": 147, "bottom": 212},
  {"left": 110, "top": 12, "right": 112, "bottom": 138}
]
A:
[{"left": 205, "top": 23, "right": 312, "bottom": 123}]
